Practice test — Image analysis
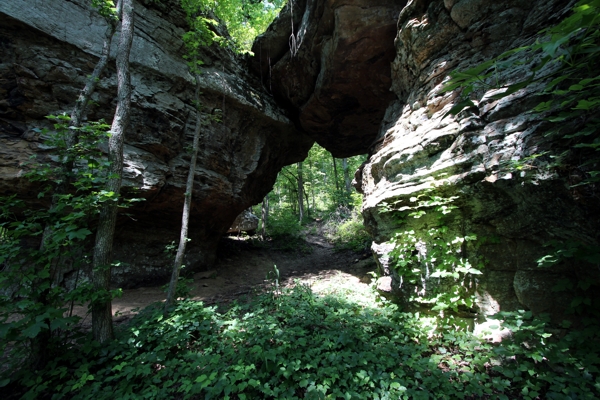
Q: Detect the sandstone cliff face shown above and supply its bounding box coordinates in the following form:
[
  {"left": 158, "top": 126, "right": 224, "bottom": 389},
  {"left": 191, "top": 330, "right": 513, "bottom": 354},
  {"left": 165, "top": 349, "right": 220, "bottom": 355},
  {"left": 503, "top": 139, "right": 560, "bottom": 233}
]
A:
[
  {"left": 250, "top": 0, "right": 404, "bottom": 158},
  {"left": 0, "top": 0, "right": 313, "bottom": 287},
  {"left": 356, "top": 0, "right": 600, "bottom": 317},
  {"left": 2, "top": 0, "right": 598, "bottom": 317}
]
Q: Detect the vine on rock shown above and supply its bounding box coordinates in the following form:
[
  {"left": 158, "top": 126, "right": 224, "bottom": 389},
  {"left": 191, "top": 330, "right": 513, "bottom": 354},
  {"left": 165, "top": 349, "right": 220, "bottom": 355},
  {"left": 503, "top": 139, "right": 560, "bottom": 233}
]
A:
[{"left": 381, "top": 192, "right": 483, "bottom": 327}]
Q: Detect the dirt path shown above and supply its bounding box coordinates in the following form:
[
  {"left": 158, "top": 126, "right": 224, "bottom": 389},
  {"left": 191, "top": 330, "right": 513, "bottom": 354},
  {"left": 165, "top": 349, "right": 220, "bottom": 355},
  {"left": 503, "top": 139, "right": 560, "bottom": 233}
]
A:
[{"left": 74, "top": 232, "right": 377, "bottom": 325}]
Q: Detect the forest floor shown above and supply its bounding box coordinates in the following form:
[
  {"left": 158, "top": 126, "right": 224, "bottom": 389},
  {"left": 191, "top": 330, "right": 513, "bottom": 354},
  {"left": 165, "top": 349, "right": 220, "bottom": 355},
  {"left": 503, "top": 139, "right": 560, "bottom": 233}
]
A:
[{"left": 77, "top": 224, "right": 378, "bottom": 326}]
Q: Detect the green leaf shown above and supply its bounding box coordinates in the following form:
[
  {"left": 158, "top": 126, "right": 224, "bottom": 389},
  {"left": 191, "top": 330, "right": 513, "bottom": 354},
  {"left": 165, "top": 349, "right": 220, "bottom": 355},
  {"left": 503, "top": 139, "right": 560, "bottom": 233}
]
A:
[
  {"left": 443, "top": 99, "right": 476, "bottom": 119},
  {"left": 68, "top": 228, "right": 92, "bottom": 240},
  {"left": 489, "top": 79, "right": 533, "bottom": 100},
  {"left": 22, "top": 321, "right": 46, "bottom": 338}
]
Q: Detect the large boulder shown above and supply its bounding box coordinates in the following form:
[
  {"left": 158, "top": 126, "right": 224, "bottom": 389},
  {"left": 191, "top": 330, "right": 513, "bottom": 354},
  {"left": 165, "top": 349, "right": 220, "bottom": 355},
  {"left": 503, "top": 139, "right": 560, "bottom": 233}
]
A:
[
  {"left": 0, "top": 0, "right": 313, "bottom": 287},
  {"left": 250, "top": 0, "right": 405, "bottom": 158}
]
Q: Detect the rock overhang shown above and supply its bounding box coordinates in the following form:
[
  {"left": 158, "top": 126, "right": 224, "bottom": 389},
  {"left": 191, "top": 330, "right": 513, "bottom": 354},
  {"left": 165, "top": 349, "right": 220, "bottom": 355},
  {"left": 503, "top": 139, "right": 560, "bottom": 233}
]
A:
[
  {"left": 250, "top": 0, "right": 406, "bottom": 158},
  {"left": 0, "top": 0, "right": 314, "bottom": 286}
]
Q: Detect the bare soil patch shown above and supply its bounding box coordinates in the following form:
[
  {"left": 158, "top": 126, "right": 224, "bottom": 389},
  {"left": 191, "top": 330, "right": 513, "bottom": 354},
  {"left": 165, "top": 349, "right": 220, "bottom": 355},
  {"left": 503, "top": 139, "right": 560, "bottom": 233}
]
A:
[{"left": 74, "top": 231, "right": 377, "bottom": 325}]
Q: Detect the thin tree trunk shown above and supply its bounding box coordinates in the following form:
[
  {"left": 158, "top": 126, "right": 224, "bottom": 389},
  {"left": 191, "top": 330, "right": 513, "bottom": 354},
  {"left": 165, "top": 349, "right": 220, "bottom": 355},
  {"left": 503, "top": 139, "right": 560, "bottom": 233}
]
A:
[
  {"left": 332, "top": 155, "right": 340, "bottom": 197},
  {"left": 277, "top": 184, "right": 282, "bottom": 207},
  {"left": 311, "top": 182, "right": 315, "bottom": 211},
  {"left": 308, "top": 158, "right": 315, "bottom": 212},
  {"left": 261, "top": 194, "right": 269, "bottom": 240},
  {"left": 290, "top": 187, "right": 296, "bottom": 214},
  {"left": 164, "top": 75, "right": 203, "bottom": 315},
  {"left": 304, "top": 186, "right": 310, "bottom": 217},
  {"left": 70, "top": 0, "right": 121, "bottom": 130},
  {"left": 297, "top": 162, "right": 304, "bottom": 222},
  {"left": 91, "top": 0, "right": 134, "bottom": 343},
  {"left": 40, "top": 0, "right": 120, "bottom": 254},
  {"left": 31, "top": 1, "right": 121, "bottom": 364},
  {"left": 342, "top": 158, "right": 351, "bottom": 194}
]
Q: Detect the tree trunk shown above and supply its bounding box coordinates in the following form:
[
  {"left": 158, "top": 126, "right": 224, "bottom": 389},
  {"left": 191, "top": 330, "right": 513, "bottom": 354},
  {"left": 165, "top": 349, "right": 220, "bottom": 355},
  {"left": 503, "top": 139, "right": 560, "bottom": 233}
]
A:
[
  {"left": 342, "top": 158, "right": 351, "bottom": 194},
  {"left": 91, "top": 0, "right": 134, "bottom": 343},
  {"left": 290, "top": 187, "right": 297, "bottom": 214},
  {"left": 32, "top": 1, "right": 121, "bottom": 364},
  {"left": 297, "top": 162, "right": 304, "bottom": 222},
  {"left": 261, "top": 194, "right": 269, "bottom": 240},
  {"left": 332, "top": 155, "right": 340, "bottom": 198},
  {"left": 304, "top": 186, "right": 310, "bottom": 217},
  {"left": 70, "top": 0, "right": 121, "bottom": 130},
  {"left": 39, "top": 0, "right": 120, "bottom": 254},
  {"left": 311, "top": 182, "right": 315, "bottom": 211},
  {"left": 277, "top": 184, "right": 282, "bottom": 207},
  {"left": 164, "top": 75, "right": 203, "bottom": 315}
]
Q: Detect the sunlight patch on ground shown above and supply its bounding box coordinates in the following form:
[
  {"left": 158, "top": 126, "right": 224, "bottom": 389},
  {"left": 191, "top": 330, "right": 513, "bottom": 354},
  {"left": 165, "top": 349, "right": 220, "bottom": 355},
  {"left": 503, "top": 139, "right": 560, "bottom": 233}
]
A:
[{"left": 288, "top": 269, "right": 380, "bottom": 308}]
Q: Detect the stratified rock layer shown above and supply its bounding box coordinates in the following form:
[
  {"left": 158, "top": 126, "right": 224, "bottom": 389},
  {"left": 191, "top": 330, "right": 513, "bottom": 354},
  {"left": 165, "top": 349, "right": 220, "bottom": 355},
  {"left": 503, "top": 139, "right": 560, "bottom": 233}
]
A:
[
  {"left": 357, "top": 0, "right": 600, "bottom": 318},
  {"left": 0, "top": 0, "right": 313, "bottom": 287},
  {"left": 251, "top": 0, "right": 404, "bottom": 158}
]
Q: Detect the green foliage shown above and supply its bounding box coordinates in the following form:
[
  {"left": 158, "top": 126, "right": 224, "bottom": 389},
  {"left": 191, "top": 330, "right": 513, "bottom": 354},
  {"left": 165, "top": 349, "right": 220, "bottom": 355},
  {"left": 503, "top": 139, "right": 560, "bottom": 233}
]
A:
[
  {"left": 161, "top": 276, "right": 194, "bottom": 300},
  {"left": 253, "top": 207, "right": 311, "bottom": 253},
  {"left": 326, "top": 206, "right": 371, "bottom": 252},
  {"left": 91, "top": 0, "right": 120, "bottom": 21},
  {"left": 264, "top": 207, "right": 302, "bottom": 239},
  {"left": 11, "top": 279, "right": 600, "bottom": 399},
  {"left": 442, "top": 0, "right": 600, "bottom": 186},
  {"left": 180, "top": 0, "right": 286, "bottom": 56},
  {"left": 263, "top": 143, "right": 367, "bottom": 238},
  {"left": 382, "top": 193, "right": 482, "bottom": 321},
  {"left": 0, "top": 115, "right": 137, "bottom": 384},
  {"left": 536, "top": 239, "right": 600, "bottom": 317},
  {"left": 180, "top": 0, "right": 223, "bottom": 73},
  {"left": 215, "top": 0, "right": 287, "bottom": 52},
  {"left": 0, "top": 116, "right": 132, "bottom": 383},
  {"left": 484, "top": 310, "right": 600, "bottom": 399},
  {"left": 537, "top": 240, "right": 600, "bottom": 268}
]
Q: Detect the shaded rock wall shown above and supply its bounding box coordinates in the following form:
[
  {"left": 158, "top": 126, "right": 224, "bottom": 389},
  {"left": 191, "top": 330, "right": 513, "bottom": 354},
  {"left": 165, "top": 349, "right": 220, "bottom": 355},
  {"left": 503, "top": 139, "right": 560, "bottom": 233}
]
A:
[
  {"left": 356, "top": 0, "right": 600, "bottom": 318},
  {"left": 251, "top": 0, "right": 404, "bottom": 158},
  {"left": 0, "top": 0, "right": 313, "bottom": 287}
]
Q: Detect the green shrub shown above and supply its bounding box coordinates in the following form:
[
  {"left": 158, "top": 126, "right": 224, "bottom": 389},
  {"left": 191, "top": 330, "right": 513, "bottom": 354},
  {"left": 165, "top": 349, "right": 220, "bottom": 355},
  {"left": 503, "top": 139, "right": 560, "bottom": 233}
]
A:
[
  {"left": 328, "top": 209, "right": 371, "bottom": 252},
  {"left": 265, "top": 209, "right": 301, "bottom": 238},
  {"left": 11, "top": 281, "right": 599, "bottom": 399},
  {"left": 0, "top": 117, "right": 116, "bottom": 376}
]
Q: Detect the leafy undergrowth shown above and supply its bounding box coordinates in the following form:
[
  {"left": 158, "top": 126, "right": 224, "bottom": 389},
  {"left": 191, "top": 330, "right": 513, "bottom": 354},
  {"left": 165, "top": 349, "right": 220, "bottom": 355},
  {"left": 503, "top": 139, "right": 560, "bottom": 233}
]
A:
[
  {"left": 323, "top": 206, "right": 371, "bottom": 252},
  {"left": 10, "top": 279, "right": 600, "bottom": 399}
]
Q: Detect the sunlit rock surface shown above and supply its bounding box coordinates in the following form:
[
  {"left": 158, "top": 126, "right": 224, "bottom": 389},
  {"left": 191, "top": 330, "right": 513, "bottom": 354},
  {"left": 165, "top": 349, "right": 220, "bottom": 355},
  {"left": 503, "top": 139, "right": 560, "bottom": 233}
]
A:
[
  {"left": 250, "top": 0, "right": 404, "bottom": 158},
  {"left": 0, "top": 0, "right": 313, "bottom": 287},
  {"left": 356, "top": 0, "right": 600, "bottom": 318}
]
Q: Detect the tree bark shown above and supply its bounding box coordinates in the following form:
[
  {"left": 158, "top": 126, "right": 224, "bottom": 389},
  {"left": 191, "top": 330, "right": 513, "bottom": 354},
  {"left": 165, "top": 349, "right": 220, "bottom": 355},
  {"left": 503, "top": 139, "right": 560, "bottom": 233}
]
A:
[
  {"left": 39, "top": 0, "right": 120, "bottom": 254},
  {"left": 304, "top": 186, "right": 310, "bottom": 217},
  {"left": 31, "top": 1, "right": 122, "bottom": 363},
  {"left": 91, "top": 0, "right": 134, "bottom": 343},
  {"left": 297, "top": 162, "right": 304, "bottom": 222},
  {"left": 261, "top": 194, "right": 269, "bottom": 240},
  {"left": 332, "top": 155, "right": 340, "bottom": 198},
  {"left": 342, "top": 158, "right": 351, "bottom": 194},
  {"left": 70, "top": 0, "right": 121, "bottom": 130},
  {"left": 164, "top": 75, "right": 203, "bottom": 315}
]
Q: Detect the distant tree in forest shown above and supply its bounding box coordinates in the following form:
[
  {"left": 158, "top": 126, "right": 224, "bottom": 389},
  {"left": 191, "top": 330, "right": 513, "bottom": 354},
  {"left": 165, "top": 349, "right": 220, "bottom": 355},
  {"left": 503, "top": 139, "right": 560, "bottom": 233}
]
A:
[{"left": 258, "top": 143, "right": 367, "bottom": 239}]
